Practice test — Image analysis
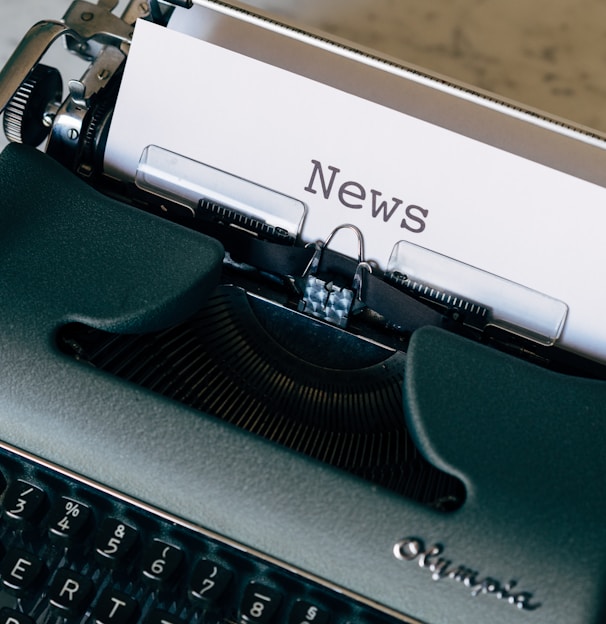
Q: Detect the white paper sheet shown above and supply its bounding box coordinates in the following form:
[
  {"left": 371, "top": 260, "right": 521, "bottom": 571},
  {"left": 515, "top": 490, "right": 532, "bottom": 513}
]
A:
[{"left": 105, "top": 18, "right": 606, "bottom": 364}]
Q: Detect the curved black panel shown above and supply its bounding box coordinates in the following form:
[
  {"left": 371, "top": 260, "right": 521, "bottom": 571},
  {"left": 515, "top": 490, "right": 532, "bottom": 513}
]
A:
[
  {"left": 404, "top": 326, "right": 606, "bottom": 622},
  {"left": 0, "top": 143, "right": 224, "bottom": 334}
]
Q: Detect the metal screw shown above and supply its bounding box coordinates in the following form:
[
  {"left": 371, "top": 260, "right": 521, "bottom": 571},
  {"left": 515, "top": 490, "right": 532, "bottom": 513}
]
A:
[
  {"left": 68, "top": 128, "right": 80, "bottom": 141},
  {"left": 81, "top": 12, "right": 94, "bottom": 22},
  {"left": 97, "top": 69, "right": 111, "bottom": 81}
]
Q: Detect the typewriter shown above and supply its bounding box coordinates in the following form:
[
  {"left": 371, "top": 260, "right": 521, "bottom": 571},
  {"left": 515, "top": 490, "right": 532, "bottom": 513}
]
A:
[{"left": 0, "top": 1, "right": 605, "bottom": 623}]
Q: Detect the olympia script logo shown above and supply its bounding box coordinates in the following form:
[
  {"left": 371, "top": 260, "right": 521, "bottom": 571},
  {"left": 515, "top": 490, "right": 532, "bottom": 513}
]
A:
[{"left": 393, "top": 537, "right": 541, "bottom": 611}]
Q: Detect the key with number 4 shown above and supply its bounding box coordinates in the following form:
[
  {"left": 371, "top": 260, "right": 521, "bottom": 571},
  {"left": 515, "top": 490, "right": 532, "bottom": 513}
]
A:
[{"left": 48, "top": 498, "right": 90, "bottom": 541}]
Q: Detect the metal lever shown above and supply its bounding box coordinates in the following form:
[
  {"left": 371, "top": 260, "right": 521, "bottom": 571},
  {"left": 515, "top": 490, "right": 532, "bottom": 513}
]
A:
[
  {"left": 0, "top": 22, "right": 70, "bottom": 115},
  {"left": 0, "top": 0, "right": 141, "bottom": 115}
]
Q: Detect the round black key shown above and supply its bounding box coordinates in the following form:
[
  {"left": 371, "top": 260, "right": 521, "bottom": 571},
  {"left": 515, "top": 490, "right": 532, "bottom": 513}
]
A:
[
  {"left": 189, "top": 559, "right": 232, "bottom": 604},
  {"left": 141, "top": 540, "right": 183, "bottom": 586},
  {"left": 48, "top": 568, "right": 94, "bottom": 616},
  {"left": 48, "top": 498, "right": 90, "bottom": 541},
  {"left": 95, "top": 518, "right": 139, "bottom": 568},
  {"left": 93, "top": 587, "right": 139, "bottom": 624},
  {"left": 2, "top": 481, "right": 46, "bottom": 525},
  {"left": 240, "top": 582, "right": 282, "bottom": 624},
  {"left": 289, "top": 600, "right": 329, "bottom": 624},
  {"left": 0, "top": 549, "right": 45, "bottom": 593},
  {"left": 0, "top": 608, "right": 35, "bottom": 624}
]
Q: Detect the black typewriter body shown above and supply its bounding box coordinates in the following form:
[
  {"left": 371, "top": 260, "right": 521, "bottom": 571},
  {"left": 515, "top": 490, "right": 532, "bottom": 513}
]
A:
[{"left": 0, "top": 2, "right": 606, "bottom": 624}]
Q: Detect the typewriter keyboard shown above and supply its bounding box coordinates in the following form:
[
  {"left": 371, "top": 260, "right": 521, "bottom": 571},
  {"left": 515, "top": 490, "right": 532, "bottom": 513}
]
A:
[{"left": 0, "top": 444, "right": 404, "bottom": 624}]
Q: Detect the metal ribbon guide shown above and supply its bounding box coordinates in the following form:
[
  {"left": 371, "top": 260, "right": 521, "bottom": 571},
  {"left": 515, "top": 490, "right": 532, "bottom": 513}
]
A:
[{"left": 0, "top": 2, "right": 606, "bottom": 624}]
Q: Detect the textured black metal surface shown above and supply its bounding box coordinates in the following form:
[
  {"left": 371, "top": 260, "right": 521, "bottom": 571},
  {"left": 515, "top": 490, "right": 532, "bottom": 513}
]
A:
[
  {"left": 57, "top": 285, "right": 464, "bottom": 509},
  {"left": 0, "top": 143, "right": 224, "bottom": 335}
]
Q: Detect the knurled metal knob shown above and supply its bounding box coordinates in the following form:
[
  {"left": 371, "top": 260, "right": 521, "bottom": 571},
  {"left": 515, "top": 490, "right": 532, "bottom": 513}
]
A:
[{"left": 3, "top": 64, "right": 63, "bottom": 146}]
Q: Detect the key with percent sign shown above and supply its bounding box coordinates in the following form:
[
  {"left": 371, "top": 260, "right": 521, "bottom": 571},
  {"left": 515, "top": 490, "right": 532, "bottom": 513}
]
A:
[{"left": 48, "top": 497, "right": 91, "bottom": 542}]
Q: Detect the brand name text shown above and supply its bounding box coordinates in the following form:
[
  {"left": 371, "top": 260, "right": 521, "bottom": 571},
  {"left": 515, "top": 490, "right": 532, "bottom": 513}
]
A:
[{"left": 393, "top": 537, "right": 541, "bottom": 611}]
